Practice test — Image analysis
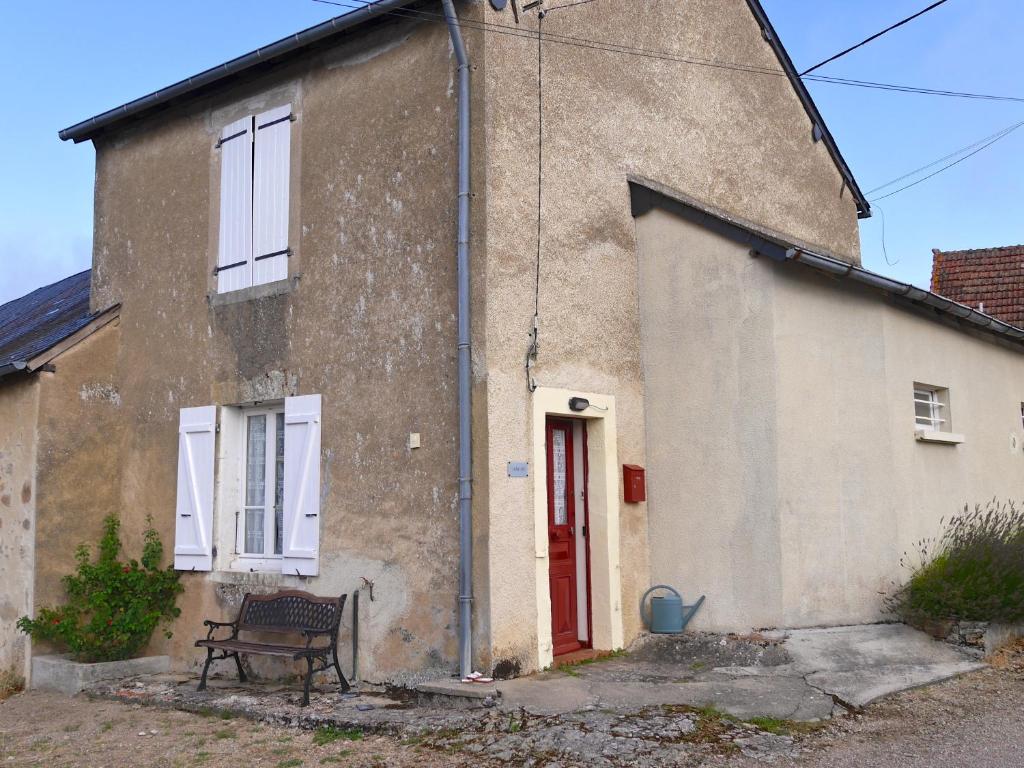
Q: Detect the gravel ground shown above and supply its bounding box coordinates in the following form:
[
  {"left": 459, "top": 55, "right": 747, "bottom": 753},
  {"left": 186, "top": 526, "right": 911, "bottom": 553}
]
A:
[
  {"left": 2, "top": 645, "right": 1022, "bottom": 767},
  {"left": 0, "top": 692, "right": 491, "bottom": 768}
]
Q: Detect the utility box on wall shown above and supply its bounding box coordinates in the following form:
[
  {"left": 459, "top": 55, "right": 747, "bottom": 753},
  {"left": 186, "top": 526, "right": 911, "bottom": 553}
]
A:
[{"left": 623, "top": 464, "right": 646, "bottom": 503}]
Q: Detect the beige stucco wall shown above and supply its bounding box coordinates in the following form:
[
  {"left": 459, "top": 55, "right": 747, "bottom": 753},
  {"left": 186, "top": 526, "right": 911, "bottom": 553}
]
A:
[
  {"left": 638, "top": 207, "right": 1024, "bottom": 631},
  {"left": 476, "top": 0, "right": 861, "bottom": 671},
  {"left": 0, "top": 376, "right": 39, "bottom": 680},
  {"left": 85, "top": 13, "right": 466, "bottom": 683}
]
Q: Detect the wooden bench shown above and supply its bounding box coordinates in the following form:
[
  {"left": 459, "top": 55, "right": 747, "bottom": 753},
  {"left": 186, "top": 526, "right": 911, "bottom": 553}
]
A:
[{"left": 196, "top": 590, "right": 350, "bottom": 706}]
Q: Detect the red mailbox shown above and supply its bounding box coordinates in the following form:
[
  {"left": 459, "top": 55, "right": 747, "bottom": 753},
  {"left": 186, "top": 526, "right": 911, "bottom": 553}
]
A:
[{"left": 623, "top": 464, "right": 646, "bottom": 503}]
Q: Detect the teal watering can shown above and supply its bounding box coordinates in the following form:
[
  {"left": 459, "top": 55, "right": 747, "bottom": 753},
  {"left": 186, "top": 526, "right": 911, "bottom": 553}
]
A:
[{"left": 640, "top": 585, "right": 706, "bottom": 634}]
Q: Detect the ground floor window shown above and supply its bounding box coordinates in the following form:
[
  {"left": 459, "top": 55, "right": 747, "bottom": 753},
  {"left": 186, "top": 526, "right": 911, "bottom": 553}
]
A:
[{"left": 242, "top": 408, "right": 285, "bottom": 559}]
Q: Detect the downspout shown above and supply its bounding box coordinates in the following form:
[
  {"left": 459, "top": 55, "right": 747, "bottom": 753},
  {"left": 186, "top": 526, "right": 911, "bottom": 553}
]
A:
[{"left": 440, "top": 0, "right": 474, "bottom": 679}]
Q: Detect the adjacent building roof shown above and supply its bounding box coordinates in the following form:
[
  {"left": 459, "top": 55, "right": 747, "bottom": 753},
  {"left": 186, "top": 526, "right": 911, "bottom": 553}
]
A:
[
  {"left": 57, "top": 0, "right": 870, "bottom": 218},
  {"left": 931, "top": 245, "right": 1024, "bottom": 328},
  {"left": 0, "top": 270, "right": 112, "bottom": 379},
  {"left": 629, "top": 177, "right": 1024, "bottom": 348}
]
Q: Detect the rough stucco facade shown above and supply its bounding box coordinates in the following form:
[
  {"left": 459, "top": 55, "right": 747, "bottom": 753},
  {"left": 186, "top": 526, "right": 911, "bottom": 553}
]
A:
[
  {"left": 18, "top": 0, "right": 985, "bottom": 685},
  {"left": 82, "top": 14, "right": 464, "bottom": 682},
  {"left": 637, "top": 207, "right": 1024, "bottom": 631},
  {"left": 0, "top": 377, "right": 38, "bottom": 680},
  {"left": 476, "top": 0, "right": 860, "bottom": 672}
]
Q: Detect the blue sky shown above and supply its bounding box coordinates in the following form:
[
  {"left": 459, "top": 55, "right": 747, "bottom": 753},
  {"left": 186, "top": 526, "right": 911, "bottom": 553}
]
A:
[{"left": 1, "top": 0, "right": 1021, "bottom": 305}]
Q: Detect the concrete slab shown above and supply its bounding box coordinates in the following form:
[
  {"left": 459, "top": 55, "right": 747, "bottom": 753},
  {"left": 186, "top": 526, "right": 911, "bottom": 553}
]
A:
[
  {"left": 773, "top": 624, "right": 985, "bottom": 708},
  {"left": 497, "top": 624, "right": 985, "bottom": 721},
  {"left": 416, "top": 679, "right": 498, "bottom": 700},
  {"left": 32, "top": 654, "right": 170, "bottom": 694}
]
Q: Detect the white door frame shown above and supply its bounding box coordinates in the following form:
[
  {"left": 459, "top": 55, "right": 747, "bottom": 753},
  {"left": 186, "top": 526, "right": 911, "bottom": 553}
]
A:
[{"left": 532, "top": 387, "right": 624, "bottom": 668}]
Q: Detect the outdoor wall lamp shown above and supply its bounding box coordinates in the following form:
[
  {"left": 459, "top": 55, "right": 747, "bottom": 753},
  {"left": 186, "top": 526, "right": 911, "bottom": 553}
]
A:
[{"left": 569, "top": 397, "right": 590, "bottom": 412}]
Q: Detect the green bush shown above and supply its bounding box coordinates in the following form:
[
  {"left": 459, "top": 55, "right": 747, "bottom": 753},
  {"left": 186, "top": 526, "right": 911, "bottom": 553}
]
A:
[
  {"left": 17, "top": 515, "right": 183, "bottom": 662},
  {"left": 886, "top": 500, "right": 1024, "bottom": 624}
]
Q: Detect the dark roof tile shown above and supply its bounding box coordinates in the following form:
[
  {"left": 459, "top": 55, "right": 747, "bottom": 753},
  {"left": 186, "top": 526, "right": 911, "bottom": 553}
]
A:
[
  {"left": 0, "top": 270, "right": 96, "bottom": 372},
  {"left": 931, "top": 245, "right": 1024, "bottom": 327}
]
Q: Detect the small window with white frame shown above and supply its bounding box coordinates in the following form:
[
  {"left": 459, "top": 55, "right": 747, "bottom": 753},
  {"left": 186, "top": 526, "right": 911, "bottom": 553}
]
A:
[
  {"left": 913, "top": 383, "right": 963, "bottom": 444},
  {"left": 914, "top": 385, "right": 946, "bottom": 431}
]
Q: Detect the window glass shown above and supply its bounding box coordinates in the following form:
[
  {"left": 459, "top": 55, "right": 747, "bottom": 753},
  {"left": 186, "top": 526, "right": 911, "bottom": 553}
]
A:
[
  {"left": 245, "top": 415, "right": 267, "bottom": 554},
  {"left": 274, "top": 412, "right": 285, "bottom": 556}
]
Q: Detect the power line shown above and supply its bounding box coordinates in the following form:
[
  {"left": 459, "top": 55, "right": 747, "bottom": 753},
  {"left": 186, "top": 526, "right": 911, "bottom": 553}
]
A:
[
  {"left": 799, "top": 0, "right": 951, "bottom": 76},
  {"left": 308, "top": 0, "right": 1024, "bottom": 103},
  {"left": 867, "top": 120, "right": 1024, "bottom": 195},
  {"left": 868, "top": 120, "right": 1024, "bottom": 201}
]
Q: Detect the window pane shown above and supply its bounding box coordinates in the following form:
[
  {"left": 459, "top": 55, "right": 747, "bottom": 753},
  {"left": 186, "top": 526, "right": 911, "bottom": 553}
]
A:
[
  {"left": 245, "top": 508, "right": 265, "bottom": 554},
  {"left": 552, "top": 429, "right": 568, "bottom": 526},
  {"left": 274, "top": 412, "right": 285, "bottom": 556},
  {"left": 246, "top": 415, "right": 267, "bottom": 506}
]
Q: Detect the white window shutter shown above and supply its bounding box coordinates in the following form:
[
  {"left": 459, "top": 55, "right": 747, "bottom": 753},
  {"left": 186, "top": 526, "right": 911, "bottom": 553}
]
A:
[
  {"left": 252, "top": 105, "right": 292, "bottom": 286},
  {"left": 216, "top": 116, "right": 254, "bottom": 294},
  {"left": 282, "top": 395, "right": 322, "bottom": 576},
  {"left": 174, "top": 406, "right": 217, "bottom": 571}
]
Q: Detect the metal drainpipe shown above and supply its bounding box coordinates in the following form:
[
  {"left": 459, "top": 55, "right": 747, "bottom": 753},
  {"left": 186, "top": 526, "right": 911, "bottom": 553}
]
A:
[{"left": 440, "top": 0, "right": 474, "bottom": 679}]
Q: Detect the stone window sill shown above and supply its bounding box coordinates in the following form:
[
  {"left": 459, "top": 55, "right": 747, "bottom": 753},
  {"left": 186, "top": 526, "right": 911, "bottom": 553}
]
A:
[
  {"left": 208, "top": 277, "right": 297, "bottom": 307},
  {"left": 915, "top": 430, "right": 965, "bottom": 445}
]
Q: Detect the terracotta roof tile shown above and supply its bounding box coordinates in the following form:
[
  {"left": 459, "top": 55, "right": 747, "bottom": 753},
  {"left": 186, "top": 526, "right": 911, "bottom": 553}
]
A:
[{"left": 931, "top": 245, "right": 1024, "bottom": 327}]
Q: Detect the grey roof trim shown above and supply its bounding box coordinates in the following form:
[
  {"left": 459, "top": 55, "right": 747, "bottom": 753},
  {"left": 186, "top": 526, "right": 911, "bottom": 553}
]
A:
[
  {"left": 0, "top": 362, "right": 28, "bottom": 381},
  {"left": 744, "top": 0, "right": 871, "bottom": 219},
  {"left": 59, "top": 0, "right": 422, "bottom": 143},
  {"left": 628, "top": 177, "right": 1024, "bottom": 347}
]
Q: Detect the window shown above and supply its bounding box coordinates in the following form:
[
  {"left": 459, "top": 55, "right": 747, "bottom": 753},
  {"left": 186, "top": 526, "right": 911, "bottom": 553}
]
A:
[
  {"left": 241, "top": 408, "right": 285, "bottom": 560},
  {"left": 913, "top": 386, "right": 945, "bottom": 431},
  {"left": 913, "top": 384, "right": 964, "bottom": 444},
  {"left": 173, "top": 395, "right": 322, "bottom": 576},
  {"left": 215, "top": 104, "right": 293, "bottom": 294}
]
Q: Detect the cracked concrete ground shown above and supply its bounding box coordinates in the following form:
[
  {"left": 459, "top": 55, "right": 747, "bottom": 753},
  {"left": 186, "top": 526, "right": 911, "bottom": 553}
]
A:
[
  {"left": 4, "top": 625, "right": 992, "bottom": 767},
  {"left": 495, "top": 624, "right": 983, "bottom": 721}
]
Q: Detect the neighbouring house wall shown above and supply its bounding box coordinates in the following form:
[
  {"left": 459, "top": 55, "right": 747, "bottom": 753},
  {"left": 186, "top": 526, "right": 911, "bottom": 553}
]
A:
[
  {"left": 637, "top": 207, "right": 1024, "bottom": 631},
  {"left": 477, "top": 0, "right": 861, "bottom": 671},
  {"left": 86, "top": 13, "right": 464, "bottom": 682},
  {"left": 0, "top": 376, "right": 39, "bottom": 680}
]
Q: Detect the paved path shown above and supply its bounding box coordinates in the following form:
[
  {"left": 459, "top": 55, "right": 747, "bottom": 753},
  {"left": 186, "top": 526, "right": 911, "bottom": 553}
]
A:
[
  {"left": 496, "top": 624, "right": 982, "bottom": 721},
  {"left": 730, "top": 661, "right": 1024, "bottom": 768}
]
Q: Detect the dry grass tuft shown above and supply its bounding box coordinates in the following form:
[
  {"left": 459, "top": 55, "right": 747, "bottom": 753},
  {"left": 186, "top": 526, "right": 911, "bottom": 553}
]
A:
[{"left": 0, "top": 668, "right": 25, "bottom": 701}]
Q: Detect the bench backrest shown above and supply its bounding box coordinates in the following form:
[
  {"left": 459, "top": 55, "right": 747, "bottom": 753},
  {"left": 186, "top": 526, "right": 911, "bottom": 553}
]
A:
[{"left": 236, "top": 590, "right": 345, "bottom": 640}]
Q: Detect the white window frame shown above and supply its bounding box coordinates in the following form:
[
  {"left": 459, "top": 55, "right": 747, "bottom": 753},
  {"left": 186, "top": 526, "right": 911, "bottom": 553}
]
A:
[
  {"left": 914, "top": 383, "right": 965, "bottom": 444},
  {"left": 236, "top": 405, "right": 286, "bottom": 571},
  {"left": 913, "top": 386, "right": 945, "bottom": 430}
]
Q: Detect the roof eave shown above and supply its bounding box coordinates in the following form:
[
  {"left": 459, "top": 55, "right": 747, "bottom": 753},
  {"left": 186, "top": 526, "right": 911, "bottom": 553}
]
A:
[{"left": 743, "top": 0, "right": 871, "bottom": 219}]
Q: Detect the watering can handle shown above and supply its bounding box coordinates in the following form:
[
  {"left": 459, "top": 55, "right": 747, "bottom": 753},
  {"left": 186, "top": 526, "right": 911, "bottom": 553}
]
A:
[{"left": 640, "top": 584, "right": 683, "bottom": 630}]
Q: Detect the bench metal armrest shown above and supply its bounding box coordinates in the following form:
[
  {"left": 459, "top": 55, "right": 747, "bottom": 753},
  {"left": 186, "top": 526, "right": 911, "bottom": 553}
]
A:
[{"left": 203, "top": 619, "right": 238, "bottom": 641}]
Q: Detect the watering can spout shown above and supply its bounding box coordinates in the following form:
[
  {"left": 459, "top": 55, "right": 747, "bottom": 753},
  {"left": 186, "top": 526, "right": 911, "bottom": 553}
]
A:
[{"left": 640, "top": 585, "right": 706, "bottom": 634}]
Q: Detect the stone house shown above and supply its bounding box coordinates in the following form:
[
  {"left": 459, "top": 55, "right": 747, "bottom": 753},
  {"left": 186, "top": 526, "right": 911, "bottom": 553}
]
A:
[{"left": 5, "top": 0, "right": 1024, "bottom": 685}]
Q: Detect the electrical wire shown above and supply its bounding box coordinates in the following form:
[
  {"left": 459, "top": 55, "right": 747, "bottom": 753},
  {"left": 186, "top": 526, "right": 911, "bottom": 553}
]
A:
[
  {"left": 799, "top": 0, "right": 951, "bottom": 76},
  {"left": 527, "top": 10, "right": 543, "bottom": 393},
  {"left": 869, "top": 120, "right": 1024, "bottom": 202},
  {"left": 307, "top": 0, "right": 1024, "bottom": 103},
  {"left": 866, "top": 120, "right": 1024, "bottom": 195}
]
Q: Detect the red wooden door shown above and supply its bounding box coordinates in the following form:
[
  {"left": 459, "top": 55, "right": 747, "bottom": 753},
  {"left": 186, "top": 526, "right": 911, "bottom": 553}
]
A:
[{"left": 547, "top": 418, "right": 581, "bottom": 657}]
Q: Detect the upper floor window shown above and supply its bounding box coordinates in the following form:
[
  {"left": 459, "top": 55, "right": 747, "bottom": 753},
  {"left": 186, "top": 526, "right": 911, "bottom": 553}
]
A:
[{"left": 215, "top": 104, "right": 293, "bottom": 294}]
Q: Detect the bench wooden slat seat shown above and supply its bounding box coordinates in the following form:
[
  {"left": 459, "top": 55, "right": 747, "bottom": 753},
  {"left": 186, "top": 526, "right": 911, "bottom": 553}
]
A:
[{"left": 195, "top": 590, "right": 350, "bottom": 706}]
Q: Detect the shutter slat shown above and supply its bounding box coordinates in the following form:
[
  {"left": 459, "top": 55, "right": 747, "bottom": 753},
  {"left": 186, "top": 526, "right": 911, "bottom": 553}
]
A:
[
  {"left": 174, "top": 406, "right": 217, "bottom": 571},
  {"left": 253, "top": 105, "right": 292, "bottom": 287},
  {"left": 217, "top": 116, "right": 253, "bottom": 294},
  {"left": 281, "top": 394, "right": 321, "bottom": 576}
]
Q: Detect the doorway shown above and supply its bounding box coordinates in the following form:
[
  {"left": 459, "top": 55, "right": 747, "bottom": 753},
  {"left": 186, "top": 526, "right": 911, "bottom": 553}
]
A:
[{"left": 546, "top": 417, "right": 592, "bottom": 657}]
